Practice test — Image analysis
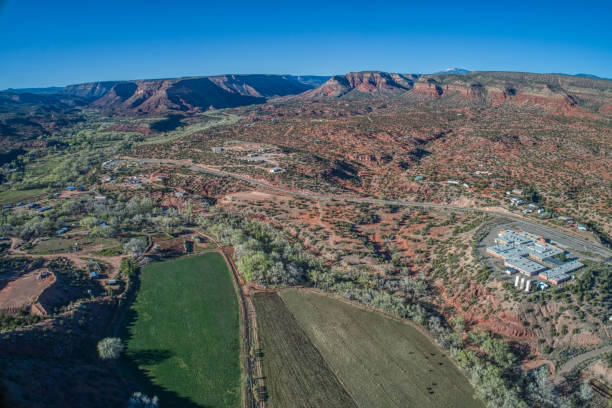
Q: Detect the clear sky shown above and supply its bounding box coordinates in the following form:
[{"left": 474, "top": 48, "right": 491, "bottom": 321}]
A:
[{"left": 1, "top": 0, "right": 611, "bottom": 89}]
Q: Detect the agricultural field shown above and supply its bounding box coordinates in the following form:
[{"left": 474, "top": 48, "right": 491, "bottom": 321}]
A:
[
  {"left": 251, "top": 292, "right": 357, "bottom": 408},
  {"left": 123, "top": 253, "right": 241, "bottom": 408},
  {"left": 0, "top": 188, "right": 48, "bottom": 205},
  {"left": 279, "top": 289, "right": 483, "bottom": 408},
  {"left": 28, "top": 237, "right": 120, "bottom": 255}
]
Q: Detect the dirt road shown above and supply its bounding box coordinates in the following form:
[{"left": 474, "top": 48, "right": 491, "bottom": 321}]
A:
[
  {"left": 555, "top": 345, "right": 612, "bottom": 384},
  {"left": 8, "top": 238, "right": 124, "bottom": 275}
]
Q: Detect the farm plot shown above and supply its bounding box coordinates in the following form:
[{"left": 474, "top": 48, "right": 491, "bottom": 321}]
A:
[
  {"left": 252, "top": 292, "right": 357, "bottom": 408},
  {"left": 280, "top": 289, "right": 483, "bottom": 408},
  {"left": 124, "top": 253, "right": 241, "bottom": 408},
  {"left": 0, "top": 188, "right": 48, "bottom": 205}
]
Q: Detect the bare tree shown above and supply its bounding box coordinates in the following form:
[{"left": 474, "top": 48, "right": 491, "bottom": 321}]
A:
[
  {"left": 128, "top": 392, "right": 159, "bottom": 408},
  {"left": 579, "top": 380, "right": 593, "bottom": 402},
  {"left": 124, "top": 238, "right": 148, "bottom": 258},
  {"left": 526, "top": 367, "right": 560, "bottom": 407},
  {"left": 97, "top": 337, "right": 124, "bottom": 360}
]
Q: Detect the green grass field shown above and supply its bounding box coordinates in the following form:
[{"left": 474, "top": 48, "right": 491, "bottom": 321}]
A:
[
  {"left": 0, "top": 188, "right": 48, "bottom": 205},
  {"left": 124, "top": 253, "right": 241, "bottom": 408},
  {"left": 29, "top": 237, "right": 119, "bottom": 255},
  {"left": 28, "top": 237, "right": 76, "bottom": 254},
  {"left": 280, "top": 289, "right": 483, "bottom": 408},
  {"left": 252, "top": 292, "right": 357, "bottom": 408}
]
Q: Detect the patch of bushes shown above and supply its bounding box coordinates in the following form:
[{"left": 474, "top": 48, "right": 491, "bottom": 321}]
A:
[{"left": 0, "top": 310, "right": 42, "bottom": 331}]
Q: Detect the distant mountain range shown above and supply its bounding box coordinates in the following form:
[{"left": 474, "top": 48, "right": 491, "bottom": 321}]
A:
[
  {"left": 292, "top": 71, "right": 612, "bottom": 118},
  {"left": 2, "top": 86, "right": 64, "bottom": 94},
  {"left": 565, "top": 73, "right": 610, "bottom": 80},
  {"left": 434, "top": 68, "right": 471, "bottom": 75},
  {"left": 431, "top": 68, "right": 611, "bottom": 80},
  {"left": 0, "top": 75, "right": 331, "bottom": 115},
  {"left": 3, "top": 70, "right": 609, "bottom": 99},
  {"left": 1, "top": 71, "right": 610, "bottom": 116}
]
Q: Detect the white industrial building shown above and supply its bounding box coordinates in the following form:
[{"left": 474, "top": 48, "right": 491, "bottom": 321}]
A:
[
  {"left": 504, "top": 257, "right": 548, "bottom": 276},
  {"left": 487, "top": 229, "right": 582, "bottom": 286},
  {"left": 538, "top": 260, "right": 584, "bottom": 285}
]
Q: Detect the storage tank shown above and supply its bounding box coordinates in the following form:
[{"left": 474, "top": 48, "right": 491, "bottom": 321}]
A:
[{"left": 515, "top": 275, "right": 521, "bottom": 287}]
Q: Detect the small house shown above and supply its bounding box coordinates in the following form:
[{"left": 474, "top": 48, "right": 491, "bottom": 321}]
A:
[
  {"left": 510, "top": 197, "right": 525, "bottom": 206},
  {"left": 56, "top": 227, "right": 70, "bottom": 235}
]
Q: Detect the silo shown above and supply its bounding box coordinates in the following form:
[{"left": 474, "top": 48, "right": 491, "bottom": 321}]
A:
[
  {"left": 514, "top": 275, "right": 520, "bottom": 287},
  {"left": 520, "top": 277, "right": 526, "bottom": 290},
  {"left": 524, "top": 280, "right": 531, "bottom": 293}
]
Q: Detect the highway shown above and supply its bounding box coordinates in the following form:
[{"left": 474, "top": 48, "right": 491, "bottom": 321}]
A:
[{"left": 123, "top": 157, "right": 612, "bottom": 263}]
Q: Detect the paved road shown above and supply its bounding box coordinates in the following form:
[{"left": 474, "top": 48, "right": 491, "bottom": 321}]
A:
[
  {"left": 555, "top": 345, "right": 612, "bottom": 383},
  {"left": 123, "top": 157, "right": 612, "bottom": 263}
]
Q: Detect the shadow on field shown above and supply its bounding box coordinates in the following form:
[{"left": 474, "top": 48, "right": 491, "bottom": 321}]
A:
[
  {"left": 116, "top": 275, "right": 209, "bottom": 408},
  {"left": 128, "top": 349, "right": 174, "bottom": 365}
]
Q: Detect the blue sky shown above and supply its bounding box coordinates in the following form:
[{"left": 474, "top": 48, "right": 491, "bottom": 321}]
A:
[{"left": 1, "top": 0, "right": 611, "bottom": 89}]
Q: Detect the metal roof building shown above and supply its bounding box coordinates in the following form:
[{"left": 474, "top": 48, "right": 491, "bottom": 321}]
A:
[
  {"left": 515, "top": 231, "right": 541, "bottom": 241},
  {"left": 538, "top": 261, "right": 583, "bottom": 284},
  {"left": 490, "top": 230, "right": 562, "bottom": 261},
  {"left": 496, "top": 230, "right": 533, "bottom": 245},
  {"left": 538, "top": 271, "right": 570, "bottom": 284},
  {"left": 504, "top": 258, "right": 548, "bottom": 276},
  {"left": 486, "top": 244, "right": 529, "bottom": 260},
  {"left": 547, "top": 260, "right": 584, "bottom": 275},
  {"left": 524, "top": 242, "right": 563, "bottom": 261}
]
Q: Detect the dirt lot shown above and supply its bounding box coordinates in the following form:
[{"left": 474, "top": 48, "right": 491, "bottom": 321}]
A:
[{"left": 0, "top": 269, "right": 54, "bottom": 313}]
